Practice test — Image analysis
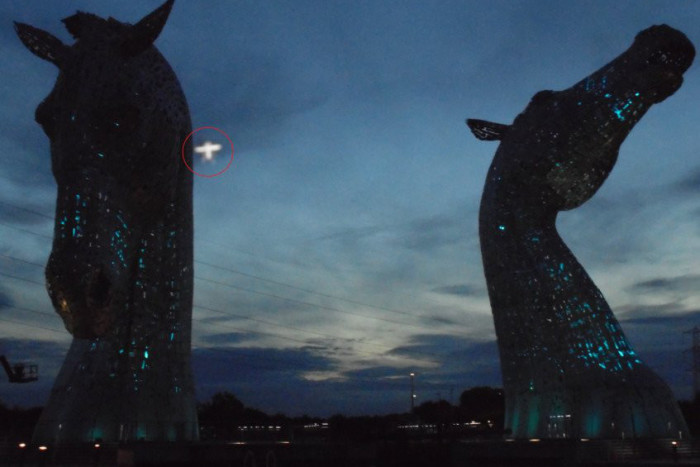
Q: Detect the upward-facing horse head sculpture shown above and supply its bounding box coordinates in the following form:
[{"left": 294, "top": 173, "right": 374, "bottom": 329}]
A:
[
  {"left": 468, "top": 25, "right": 694, "bottom": 439},
  {"left": 16, "top": 0, "right": 198, "bottom": 442}
]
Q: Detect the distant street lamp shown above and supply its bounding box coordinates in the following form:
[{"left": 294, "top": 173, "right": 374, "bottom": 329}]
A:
[{"left": 410, "top": 372, "right": 416, "bottom": 413}]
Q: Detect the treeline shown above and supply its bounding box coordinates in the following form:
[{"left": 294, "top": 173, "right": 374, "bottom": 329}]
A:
[
  {"left": 2, "top": 388, "right": 698, "bottom": 442},
  {"left": 0, "top": 400, "right": 43, "bottom": 441},
  {"left": 197, "top": 387, "right": 506, "bottom": 441}
]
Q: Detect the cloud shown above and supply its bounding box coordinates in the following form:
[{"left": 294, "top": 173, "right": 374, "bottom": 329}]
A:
[
  {"left": 193, "top": 345, "right": 350, "bottom": 416},
  {"left": 674, "top": 167, "right": 700, "bottom": 193},
  {"left": 0, "top": 289, "right": 13, "bottom": 309},
  {"left": 193, "top": 346, "right": 336, "bottom": 379},
  {"left": 620, "top": 309, "right": 700, "bottom": 327},
  {"left": 399, "top": 214, "right": 465, "bottom": 251},
  {"left": 198, "top": 332, "right": 250, "bottom": 346},
  {"left": 628, "top": 274, "right": 700, "bottom": 297},
  {"left": 432, "top": 283, "right": 485, "bottom": 297},
  {"left": 387, "top": 333, "right": 491, "bottom": 360},
  {"left": 616, "top": 302, "right": 686, "bottom": 321}
]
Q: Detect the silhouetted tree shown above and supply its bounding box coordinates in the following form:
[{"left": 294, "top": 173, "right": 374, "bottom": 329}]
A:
[
  {"left": 0, "top": 399, "right": 43, "bottom": 442},
  {"left": 458, "top": 386, "right": 504, "bottom": 428},
  {"left": 414, "top": 399, "right": 454, "bottom": 424},
  {"left": 198, "top": 391, "right": 250, "bottom": 440},
  {"left": 679, "top": 395, "right": 700, "bottom": 437}
]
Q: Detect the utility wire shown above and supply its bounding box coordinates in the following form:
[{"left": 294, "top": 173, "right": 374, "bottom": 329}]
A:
[
  {"left": 0, "top": 263, "right": 442, "bottom": 365},
  {"left": 0, "top": 198, "right": 464, "bottom": 329}
]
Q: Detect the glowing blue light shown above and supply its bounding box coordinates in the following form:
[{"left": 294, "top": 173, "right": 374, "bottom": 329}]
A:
[
  {"left": 116, "top": 214, "right": 128, "bottom": 229},
  {"left": 144, "top": 350, "right": 149, "bottom": 359},
  {"left": 97, "top": 153, "right": 105, "bottom": 158},
  {"left": 498, "top": 225, "right": 506, "bottom": 231}
]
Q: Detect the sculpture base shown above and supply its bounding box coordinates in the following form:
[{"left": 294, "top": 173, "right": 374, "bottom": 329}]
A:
[
  {"left": 32, "top": 338, "right": 199, "bottom": 444},
  {"left": 504, "top": 364, "right": 689, "bottom": 439}
]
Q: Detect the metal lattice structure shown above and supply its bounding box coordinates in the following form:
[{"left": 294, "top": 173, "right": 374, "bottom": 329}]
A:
[
  {"left": 468, "top": 25, "right": 695, "bottom": 439},
  {"left": 15, "top": 0, "right": 198, "bottom": 443}
]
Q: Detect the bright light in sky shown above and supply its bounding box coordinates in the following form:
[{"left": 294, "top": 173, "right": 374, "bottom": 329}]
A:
[{"left": 194, "top": 141, "right": 222, "bottom": 162}]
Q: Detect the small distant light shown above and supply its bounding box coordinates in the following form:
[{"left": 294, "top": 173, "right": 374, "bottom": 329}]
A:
[
  {"left": 529, "top": 438, "right": 541, "bottom": 443},
  {"left": 580, "top": 438, "right": 590, "bottom": 442},
  {"left": 505, "top": 438, "right": 515, "bottom": 442},
  {"left": 18, "top": 442, "right": 26, "bottom": 449},
  {"left": 94, "top": 443, "right": 101, "bottom": 448},
  {"left": 671, "top": 441, "right": 678, "bottom": 446},
  {"left": 38, "top": 445, "right": 48, "bottom": 451}
]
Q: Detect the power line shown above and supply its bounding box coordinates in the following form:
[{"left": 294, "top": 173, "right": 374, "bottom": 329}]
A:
[
  {"left": 0, "top": 251, "right": 433, "bottom": 339},
  {"left": 0, "top": 200, "right": 53, "bottom": 220},
  {"left": 0, "top": 220, "right": 52, "bottom": 239},
  {"left": 0, "top": 261, "right": 403, "bottom": 359},
  {"left": 196, "top": 258, "right": 451, "bottom": 325},
  {"left": 195, "top": 274, "right": 431, "bottom": 331},
  {"left": 194, "top": 303, "right": 406, "bottom": 357},
  {"left": 1, "top": 238, "right": 447, "bottom": 334},
  {"left": 0, "top": 260, "right": 442, "bottom": 365},
  {"left": 0, "top": 315, "right": 65, "bottom": 335},
  {"left": 0, "top": 271, "right": 45, "bottom": 287},
  {"left": 0, "top": 198, "right": 466, "bottom": 329},
  {"left": 0, "top": 218, "right": 455, "bottom": 329}
]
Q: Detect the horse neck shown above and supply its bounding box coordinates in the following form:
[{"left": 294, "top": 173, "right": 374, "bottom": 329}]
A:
[
  {"left": 122, "top": 173, "right": 193, "bottom": 352},
  {"left": 479, "top": 196, "right": 641, "bottom": 379}
]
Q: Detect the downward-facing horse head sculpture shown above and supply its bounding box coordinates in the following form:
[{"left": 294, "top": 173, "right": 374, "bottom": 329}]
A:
[
  {"left": 15, "top": 0, "right": 198, "bottom": 442},
  {"left": 468, "top": 25, "right": 694, "bottom": 439}
]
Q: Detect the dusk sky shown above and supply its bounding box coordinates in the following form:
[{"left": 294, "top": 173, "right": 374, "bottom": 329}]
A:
[{"left": 1, "top": 1, "right": 699, "bottom": 417}]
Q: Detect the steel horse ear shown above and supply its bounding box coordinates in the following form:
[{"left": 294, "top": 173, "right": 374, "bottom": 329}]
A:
[
  {"left": 470, "top": 25, "right": 694, "bottom": 439},
  {"left": 16, "top": 0, "right": 199, "bottom": 443}
]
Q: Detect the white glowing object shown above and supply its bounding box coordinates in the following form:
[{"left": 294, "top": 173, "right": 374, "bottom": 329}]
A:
[{"left": 194, "top": 141, "right": 222, "bottom": 162}]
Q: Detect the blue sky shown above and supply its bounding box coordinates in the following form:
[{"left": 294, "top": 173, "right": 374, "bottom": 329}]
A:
[{"left": 1, "top": 1, "right": 699, "bottom": 416}]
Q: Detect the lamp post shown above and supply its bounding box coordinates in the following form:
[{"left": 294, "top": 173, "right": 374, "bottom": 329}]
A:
[{"left": 410, "top": 372, "right": 415, "bottom": 413}]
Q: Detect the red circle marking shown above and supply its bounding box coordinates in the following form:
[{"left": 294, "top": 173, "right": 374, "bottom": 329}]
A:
[{"left": 181, "top": 126, "right": 234, "bottom": 178}]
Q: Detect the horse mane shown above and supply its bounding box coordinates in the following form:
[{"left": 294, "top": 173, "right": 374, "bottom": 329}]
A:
[{"left": 62, "top": 12, "right": 128, "bottom": 40}]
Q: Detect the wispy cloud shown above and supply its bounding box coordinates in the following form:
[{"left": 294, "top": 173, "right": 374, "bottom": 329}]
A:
[
  {"left": 432, "top": 283, "right": 485, "bottom": 297},
  {"left": 628, "top": 275, "right": 700, "bottom": 296}
]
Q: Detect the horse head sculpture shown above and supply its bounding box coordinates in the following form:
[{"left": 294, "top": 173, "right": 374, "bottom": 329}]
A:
[
  {"left": 16, "top": 0, "right": 198, "bottom": 442},
  {"left": 468, "top": 25, "right": 694, "bottom": 438}
]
